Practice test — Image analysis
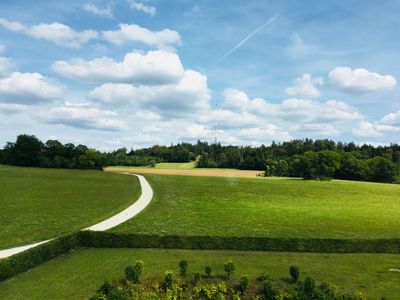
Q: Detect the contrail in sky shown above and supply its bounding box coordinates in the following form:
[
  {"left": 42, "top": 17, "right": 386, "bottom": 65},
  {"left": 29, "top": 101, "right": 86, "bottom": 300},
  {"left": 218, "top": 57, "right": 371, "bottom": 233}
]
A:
[{"left": 216, "top": 14, "right": 278, "bottom": 63}]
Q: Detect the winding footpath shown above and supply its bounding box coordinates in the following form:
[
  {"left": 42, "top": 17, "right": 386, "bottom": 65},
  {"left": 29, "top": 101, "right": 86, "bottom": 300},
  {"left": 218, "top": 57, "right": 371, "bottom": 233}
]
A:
[{"left": 0, "top": 173, "right": 152, "bottom": 260}]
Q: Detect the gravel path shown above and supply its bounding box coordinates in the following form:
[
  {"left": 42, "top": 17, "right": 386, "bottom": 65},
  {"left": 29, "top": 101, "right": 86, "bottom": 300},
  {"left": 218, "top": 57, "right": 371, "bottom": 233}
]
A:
[{"left": 0, "top": 173, "right": 152, "bottom": 259}]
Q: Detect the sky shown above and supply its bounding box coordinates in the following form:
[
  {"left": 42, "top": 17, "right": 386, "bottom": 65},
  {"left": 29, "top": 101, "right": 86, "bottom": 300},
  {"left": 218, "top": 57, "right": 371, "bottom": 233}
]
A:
[{"left": 0, "top": 0, "right": 399, "bottom": 150}]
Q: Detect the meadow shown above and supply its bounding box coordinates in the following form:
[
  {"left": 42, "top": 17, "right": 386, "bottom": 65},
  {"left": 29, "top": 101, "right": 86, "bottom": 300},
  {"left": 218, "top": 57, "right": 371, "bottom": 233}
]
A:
[
  {"left": 112, "top": 174, "right": 400, "bottom": 239},
  {"left": 0, "top": 248, "right": 398, "bottom": 299},
  {"left": 0, "top": 165, "right": 140, "bottom": 249}
]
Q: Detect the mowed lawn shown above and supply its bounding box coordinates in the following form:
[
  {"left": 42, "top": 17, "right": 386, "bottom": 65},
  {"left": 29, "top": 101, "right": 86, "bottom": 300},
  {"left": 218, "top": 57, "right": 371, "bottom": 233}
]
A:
[
  {"left": 0, "top": 165, "right": 140, "bottom": 249},
  {"left": 112, "top": 174, "right": 400, "bottom": 239},
  {"left": 0, "top": 248, "right": 398, "bottom": 299}
]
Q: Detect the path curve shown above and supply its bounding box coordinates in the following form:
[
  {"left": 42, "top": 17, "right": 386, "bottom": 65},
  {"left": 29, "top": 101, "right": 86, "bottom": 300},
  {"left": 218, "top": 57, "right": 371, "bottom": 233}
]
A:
[{"left": 0, "top": 173, "right": 152, "bottom": 259}]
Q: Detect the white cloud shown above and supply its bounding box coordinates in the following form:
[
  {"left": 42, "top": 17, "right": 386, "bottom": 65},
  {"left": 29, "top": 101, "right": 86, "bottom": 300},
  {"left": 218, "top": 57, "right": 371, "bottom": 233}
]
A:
[
  {"left": 0, "top": 103, "right": 27, "bottom": 114},
  {"left": 329, "top": 67, "right": 397, "bottom": 93},
  {"left": 44, "top": 103, "right": 126, "bottom": 131},
  {"left": 127, "top": 1, "right": 156, "bottom": 16},
  {"left": 0, "top": 18, "right": 98, "bottom": 48},
  {"left": 89, "top": 83, "right": 135, "bottom": 105},
  {"left": 102, "top": 24, "right": 180, "bottom": 50},
  {"left": 238, "top": 125, "right": 292, "bottom": 142},
  {"left": 89, "top": 69, "right": 211, "bottom": 118},
  {"left": 285, "top": 73, "right": 323, "bottom": 98},
  {"left": 222, "top": 88, "right": 362, "bottom": 124},
  {"left": 380, "top": 110, "right": 400, "bottom": 126},
  {"left": 52, "top": 50, "right": 184, "bottom": 85},
  {"left": 0, "top": 72, "right": 64, "bottom": 104},
  {"left": 0, "top": 57, "right": 13, "bottom": 77},
  {"left": 352, "top": 110, "right": 400, "bottom": 137},
  {"left": 83, "top": 3, "right": 113, "bottom": 18},
  {"left": 352, "top": 121, "right": 382, "bottom": 137}
]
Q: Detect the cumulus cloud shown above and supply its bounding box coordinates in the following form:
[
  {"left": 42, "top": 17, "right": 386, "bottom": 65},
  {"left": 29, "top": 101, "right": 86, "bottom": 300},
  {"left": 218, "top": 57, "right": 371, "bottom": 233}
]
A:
[
  {"left": 43, "top": 103, "right": 126, "bottom": 131},
  {"left": 0, "top": 103, "right": 27, "bottom": 114},
  {"left": 221, "top": 88, "right": 362, "bottom": 124},
  {"left": 83, "top": 3, "right": 113, "bottom": 18},
  {"left": 0, "top": 18, "right": 98, "bottom": 48},
  {"left": 352, "top": 121, "right": 382, "bottom": 137},
  {"left": 285, "top": 73, "right": 323, "bottom": 98},
  {"left": 0, "top": 72, "right": 64, "bottom": 104},
  {"left": 102, "top": 24, "right": 181, "bottom": 49},
  {"left": 238, "top": 125, "right": 292, "bottom": 142},
  {"left": 127, "top": 1, "right": 156, "bottom": 16},
  {"left": 52, "top": 50, "right": 184, "bottom": 85},
  {"left": 89, "top": 70, "right": 211, "bottom": 117},
  {"left": 352, "top": 110, "right": 400, "bottom": 137},
  {"left": 329, "top": 67, "right": 397, "bottom": 93}
]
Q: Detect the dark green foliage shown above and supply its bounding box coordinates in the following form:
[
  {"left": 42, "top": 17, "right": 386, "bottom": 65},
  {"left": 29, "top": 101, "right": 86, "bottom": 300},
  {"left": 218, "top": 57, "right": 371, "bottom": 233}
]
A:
[
  {"left": 179, "top": 259, "right": 188, "bottom": 275},
  {"left": 289, "top": 265, "right": 300, "bottom": 282},
  {"left": 303, "top": 276, "right": 316, "bottom": 298},
  {"left": 163, "top": 271, "right": 175, "bottom": 290},
  {"left": 224, "top": 260, "right": 235, "bottom": 279},
  {"left": 193, "top": 272, "right": 201, "bottom": 285},
  {"left": 205, "top": 266, "right": 212, "bottom": 277},
  {"left": 125, "top": 260, "right": 144, "bottom": 283},
  {"left": 77, "top": 231, "right": 400, "bottom": 254},
  {"left": 237, "top": 275, "right": 249, "bottom": 294},
  {"left": 0, "top": 233, "right": 79, "bottom": 281},
  {"left": 1, "top": 135, "right": 399, "bottom": 183},
  {"left": 90, "top": 272, "right": 370, "bottom": 300}
]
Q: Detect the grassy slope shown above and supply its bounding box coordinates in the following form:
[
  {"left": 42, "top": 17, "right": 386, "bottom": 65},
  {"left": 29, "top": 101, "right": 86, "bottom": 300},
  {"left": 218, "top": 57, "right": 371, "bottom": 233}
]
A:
[
  {"left": 0, "top": 165, "right": 140, "bottom": 249},
  {"left": 0, "top": 248, "right": 398, "bottom": 299},
  {"left": 113, "top": 174, "right": 400, "bottom": 239}
]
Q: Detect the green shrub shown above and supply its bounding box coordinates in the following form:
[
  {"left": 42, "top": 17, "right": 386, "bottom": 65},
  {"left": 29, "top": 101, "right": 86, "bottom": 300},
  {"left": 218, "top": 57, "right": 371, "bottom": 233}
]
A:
[
  {"left": 193, "top": 272, "right": 201, "bottom": 285},
  {"left": 125, "top": 260, "right": 144, "bottom": 283},
  {"left": 237, "top": 275, "right": 249, "bottom": 294},
  {"left": 77, "top": 231, "right": 400, "bottom": 254},
  {"left": 205, "top": 266, "right": 212, "bottom": 277},
  {"left": 224, "top": 260, "right": 235, "bottom": 279},
  {"left": 179, "top": 259, "right": 188, "bottom": 275},
  {"left": 163, "top": 271, "right": 176, "bottom": 290},
  {"left": 303, "top": 276, "right": 316, "bottom": 298},
  {"left": 289, "top": 265, "right": 300, "bottom": 283},
  {"left": 0, "top": 232, "right": 79, "bottom": 282}
]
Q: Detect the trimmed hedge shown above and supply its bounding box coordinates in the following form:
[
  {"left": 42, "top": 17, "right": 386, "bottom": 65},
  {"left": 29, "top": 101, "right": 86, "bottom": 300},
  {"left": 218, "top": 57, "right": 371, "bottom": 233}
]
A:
[
  {"left": 78, "top": 231, "right": 400, "bottom": 254},
  {"left": 0, "top": 233, "right": 79, "bottom": 281},
  {"left": 1, "top": 231, "right": 398, "bottom": 282}
]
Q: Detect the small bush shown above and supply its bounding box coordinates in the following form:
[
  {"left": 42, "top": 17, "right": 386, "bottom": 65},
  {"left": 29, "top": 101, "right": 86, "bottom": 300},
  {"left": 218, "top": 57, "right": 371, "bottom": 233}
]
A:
[
  {"left": 304, "top": 276, "right": 316, "bottom": 298},
  {"left": 125, "top": 260, "right": 144, "bottom": 283},
  {"left": 205, "top": 266, "right": 212, "bottom": 277},
  {"left": 289, "top": 265, "right": 300, "bottom": 282},
  {"left": 237, "top": 275, "right": 249, "bottom": 294},
  {"left": 193, "top": 272, "right": 201, "bottom": 285},
  {"left": 163, "top": 271, "right": 176, "bottom": 290},
  {"left": 224, "top": 260, "right": 235, "bottom": 279},
  {"left": 179, "top": 259, "right": 188, "bottom": 275}
]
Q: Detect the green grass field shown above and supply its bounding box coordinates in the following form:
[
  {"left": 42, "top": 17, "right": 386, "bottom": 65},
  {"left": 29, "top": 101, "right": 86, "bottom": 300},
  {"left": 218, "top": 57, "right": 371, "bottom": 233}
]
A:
[
  {"left": 0, "top": 165, "right": 140, "bottom": 249},
  {"left": 0, "top": 248, "right": 398, "bottom": 299},
  {"left": 112, "top": 174, "right": 400, "bottom": 239}
]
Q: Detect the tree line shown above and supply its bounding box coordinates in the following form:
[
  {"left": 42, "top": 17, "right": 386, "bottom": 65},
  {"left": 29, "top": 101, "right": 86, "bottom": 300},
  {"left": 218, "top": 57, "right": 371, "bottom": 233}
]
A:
[{"left": 1, "top": 134, "right": 399, "bottom": 183}]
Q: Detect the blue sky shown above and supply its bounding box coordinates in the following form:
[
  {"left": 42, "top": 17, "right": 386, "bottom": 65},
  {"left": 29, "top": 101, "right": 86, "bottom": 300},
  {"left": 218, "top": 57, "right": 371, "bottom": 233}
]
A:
[{"left": 0, "top": 0, "right": 399, "bottom": 149}]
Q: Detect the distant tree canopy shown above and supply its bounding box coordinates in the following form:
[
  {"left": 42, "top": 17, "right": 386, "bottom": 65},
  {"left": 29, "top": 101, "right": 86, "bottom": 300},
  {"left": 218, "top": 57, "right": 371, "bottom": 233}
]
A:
[{"left": 0, "top": 135, "right": 399, "bottom": 183}]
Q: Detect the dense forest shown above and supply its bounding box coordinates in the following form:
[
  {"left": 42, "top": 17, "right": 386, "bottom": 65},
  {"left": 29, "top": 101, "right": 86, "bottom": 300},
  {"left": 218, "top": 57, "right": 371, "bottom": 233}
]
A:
[{"left": 1, "top": 134, "right": 399, "bottom": 183}]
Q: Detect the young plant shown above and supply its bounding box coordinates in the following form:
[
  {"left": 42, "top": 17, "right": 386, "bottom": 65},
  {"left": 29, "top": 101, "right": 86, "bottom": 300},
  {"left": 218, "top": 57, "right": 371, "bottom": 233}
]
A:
[
  {"left": 179, "top": 260, "right": 188, "bottom": 276},
  {"left": 125, "top": 260, "right": 144, "bottom": 283},
  {"left": 205, "top": 266, "right": 212, "bottom": 277},
  {"left": 289, "top": 265, "right": 300, "bottom": 283},
  {"left": 224, "top": 260, "right": 235, "bottom": 279}
]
